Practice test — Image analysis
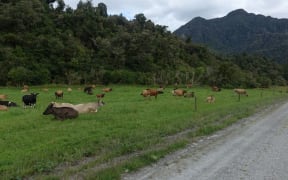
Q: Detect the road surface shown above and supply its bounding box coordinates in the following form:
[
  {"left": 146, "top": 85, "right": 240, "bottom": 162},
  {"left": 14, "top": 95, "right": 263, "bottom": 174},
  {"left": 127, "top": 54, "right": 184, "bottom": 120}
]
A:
[{"left": 122, "top": 101, "right": 288, "bottom": 180}]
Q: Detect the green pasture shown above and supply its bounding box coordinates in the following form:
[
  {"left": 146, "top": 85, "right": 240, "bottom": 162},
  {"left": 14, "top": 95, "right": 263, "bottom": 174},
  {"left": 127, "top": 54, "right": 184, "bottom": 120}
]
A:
[{"left": 0, "top": 85, "right": 287, "bottom": 179}]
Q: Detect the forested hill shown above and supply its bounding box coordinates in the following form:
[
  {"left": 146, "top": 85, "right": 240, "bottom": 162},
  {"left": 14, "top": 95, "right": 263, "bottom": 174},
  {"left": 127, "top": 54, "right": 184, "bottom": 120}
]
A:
[
  {"left": 0, "top": 1, "right": 286, "bottom": 88},
  {"left": 174, "top": 9, "right": 288, "bottom": 63}
]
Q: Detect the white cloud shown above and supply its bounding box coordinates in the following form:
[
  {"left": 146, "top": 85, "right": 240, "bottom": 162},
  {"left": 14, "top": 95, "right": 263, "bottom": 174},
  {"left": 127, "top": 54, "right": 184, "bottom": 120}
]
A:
[{"left": 63, "top": 0, "right": 288, "bottom": 31}]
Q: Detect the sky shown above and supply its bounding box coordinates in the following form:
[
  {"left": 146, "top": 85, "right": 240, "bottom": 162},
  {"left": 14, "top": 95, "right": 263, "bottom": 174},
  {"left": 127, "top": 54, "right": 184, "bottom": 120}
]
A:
[{"left": 63, "top": 0, "right": 288, "bottom": 32}]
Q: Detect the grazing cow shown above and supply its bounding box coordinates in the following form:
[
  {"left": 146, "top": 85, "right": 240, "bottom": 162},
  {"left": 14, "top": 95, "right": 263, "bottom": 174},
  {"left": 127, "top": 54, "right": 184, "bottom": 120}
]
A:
[
  {"left": 96, "top": 93, "right": 105, "bottom": 99},
  {"left": 0, "top": 105, "right": 8, "bottom": 111},
  {"left": 0, "top": 101, "right": 17, "bottom": 107},
  {"left": 206, "top": 95, "right": 215, "bottom": 103},
  {"left": 67, "top": 87, "right": 72, "bottom": 93},
  {"left": 212, "top": 86, "right": 221, "bottom": 92},
  {"left": 55, "top": 90, "right": 63, "bottom": 99},
  {"left": 53, "top": 100, "right": 105, "bottom": 113},
  {"left": 172, "top": 89, "right": 187, "bottom": 96},
  {"left": 102, "top": 88, "right": 112, "bottom": 92},
  {"left": 0, "top": 94, "right": 7, "bottom": 100},
  {"left": 84, "top": 86, "right": 93, "bottom": 95},
  {"left": 140, "top": 89, "right": 163, "bottom": 99},
  {"left": 22, "top": 93, "right": 39, "bottom": 108},
  {"left": 43, "top": 103, "right": 78, "bottom": 120},
  {"left": 234, "top": 89, "right": 248, "bottom": 96}
]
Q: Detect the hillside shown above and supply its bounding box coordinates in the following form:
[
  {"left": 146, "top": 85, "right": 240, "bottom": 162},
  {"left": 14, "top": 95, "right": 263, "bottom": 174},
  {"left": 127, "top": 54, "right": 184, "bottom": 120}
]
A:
[
  {"left": 174, "top": 9, "right": 288, "bottom": 63},
  {"left": 0, "top": 1, "right": 286, "bottom": 88}
]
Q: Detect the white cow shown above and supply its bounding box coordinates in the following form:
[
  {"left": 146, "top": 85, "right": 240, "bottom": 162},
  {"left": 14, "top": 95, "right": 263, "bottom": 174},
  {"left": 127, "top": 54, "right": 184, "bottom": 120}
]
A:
[{"left": 52, "top": 100, "right": 105, "bottom": 113}]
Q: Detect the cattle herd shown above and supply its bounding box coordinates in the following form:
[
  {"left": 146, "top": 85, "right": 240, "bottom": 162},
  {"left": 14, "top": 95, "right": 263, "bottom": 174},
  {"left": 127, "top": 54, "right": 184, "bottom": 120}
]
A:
[
  {"left": 0, "top": 85, "right": 110, "bottom": 120},
  {"left": 0, "top": 85, "right": 250, "bottom": 120}
]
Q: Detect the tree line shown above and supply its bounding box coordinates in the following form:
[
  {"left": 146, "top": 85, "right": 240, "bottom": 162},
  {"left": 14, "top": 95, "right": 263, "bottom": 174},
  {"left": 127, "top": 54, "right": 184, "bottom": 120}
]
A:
[{"left": 0, "top": 0, "right": 285, "bottom": 88}]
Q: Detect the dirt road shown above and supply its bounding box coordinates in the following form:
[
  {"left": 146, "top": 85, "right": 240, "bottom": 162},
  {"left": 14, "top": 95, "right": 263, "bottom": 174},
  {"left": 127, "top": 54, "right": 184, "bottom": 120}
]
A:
[{"left": 122, "top": 101, "right": 288, "bottom": 180}]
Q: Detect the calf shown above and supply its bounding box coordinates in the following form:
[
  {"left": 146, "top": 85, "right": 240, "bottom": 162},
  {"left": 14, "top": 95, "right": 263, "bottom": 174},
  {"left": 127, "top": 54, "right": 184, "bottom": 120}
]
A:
[
  {"left": 22, "top": 93, "right": 39, "bottom": 108},
  {"left": 0, "top": 101, "right": 17, "bottom": 107},
  {"left": 55, "top": 90, "right": 63, "bottom": 99},
  {"left": 43, "top": 103, "right": 78, "bottom": 120}
]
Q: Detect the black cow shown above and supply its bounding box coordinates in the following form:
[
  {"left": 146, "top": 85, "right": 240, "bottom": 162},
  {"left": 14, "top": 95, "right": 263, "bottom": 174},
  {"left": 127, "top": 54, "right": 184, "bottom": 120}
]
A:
[
  {"left": 0, "top": 101, "right": 17, "bottom": 107},
  {"left": 43, "top": 103, "right": 78, "bottom": 120},
  {"left": 22, "top": 93, "right": 39, "bottom": 108},
  {"left": 84, "top": 86, "right": 93, "bottom": 95}
]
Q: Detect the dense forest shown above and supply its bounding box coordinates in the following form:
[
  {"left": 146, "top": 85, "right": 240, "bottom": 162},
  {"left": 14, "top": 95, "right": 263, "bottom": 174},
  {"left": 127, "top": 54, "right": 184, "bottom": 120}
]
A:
[{"left": 0, "top": 0, "right": 286, "bottom": 88}]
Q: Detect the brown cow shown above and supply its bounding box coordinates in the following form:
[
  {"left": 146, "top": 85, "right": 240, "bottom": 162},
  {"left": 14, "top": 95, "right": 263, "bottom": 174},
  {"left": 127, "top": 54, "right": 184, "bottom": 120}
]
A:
[
  {"left": 43, "top": 103, "right": 78, "bottom": 120},
  {"left": 23, "top": 85, "right": 29, "bottom": 90},
  {"left": 206, "top": 95, "right": 215, "bottom": 103},
  {"left": 172, "top": 89, "right": 187, "bottom": 96},
  {"left": 96, "top": 93, "right": 105, "bottom": 99},
  {"left": 234, "top": 89, "right": 248, "bottom": 96},
  {"left": 21, "top": 89, "right": 28, "bottom": 93},
  {"left": 55, "top": 90, "right": 64, "bottom": 99},
  {"left": 84, "top": 86, "right": 94, "bottom": 95},
  {"left": 102, "top": 88, "right": 112, "bottom": 92},
  {"left": 0, "top": 94, "right": 7, "bottom": 100},
  {"left": 212, "top": 86, "right": 221, "bottom": 92},
  {"left": 67, "top": 87, "right": 72, "bottom": 93},
  {"left": 141, "top": 89, "right": 162, "bottom": 99},
  {"left": 0, "top": 105, "right": 8, "bottom": 111}
]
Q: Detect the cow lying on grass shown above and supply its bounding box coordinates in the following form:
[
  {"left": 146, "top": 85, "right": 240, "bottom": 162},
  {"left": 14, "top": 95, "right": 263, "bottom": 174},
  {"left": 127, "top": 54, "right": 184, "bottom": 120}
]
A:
[
  {"left": 172, "top": 89, "right": 187, "bottom": 96},
  {"left": 0, "top": 100, "right": 17, "bottom": 107},
  {"left": 43, "top": 103, "right": 78, "bottom": 120},
  {"left": 52, "top": 100, "right": 105, "bottom": 113},
  {"left": 0, "top": 105, "right": 8, "bottom": 111}
]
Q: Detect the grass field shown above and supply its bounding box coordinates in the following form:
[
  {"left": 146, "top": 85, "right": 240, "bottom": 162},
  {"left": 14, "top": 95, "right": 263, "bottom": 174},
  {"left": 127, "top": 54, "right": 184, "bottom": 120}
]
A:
[{"left": 0, "top": 85, "right": 287, "bottom": 179}]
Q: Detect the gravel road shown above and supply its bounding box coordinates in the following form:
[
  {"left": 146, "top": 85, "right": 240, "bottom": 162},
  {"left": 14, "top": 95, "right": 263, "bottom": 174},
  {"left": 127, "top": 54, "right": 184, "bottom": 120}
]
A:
[{"left": 122, "top": 101, "right": 288, "bottom": 180}]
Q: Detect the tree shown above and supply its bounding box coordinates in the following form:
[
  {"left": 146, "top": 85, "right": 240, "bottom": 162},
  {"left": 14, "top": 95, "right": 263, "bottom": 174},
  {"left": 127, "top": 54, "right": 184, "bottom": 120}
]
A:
[
  {"left": 8, "top": 67, "right": 32, "bottom": 86},
  {"left": 97, "top": 2, "right": 107, "bottom": 17}
]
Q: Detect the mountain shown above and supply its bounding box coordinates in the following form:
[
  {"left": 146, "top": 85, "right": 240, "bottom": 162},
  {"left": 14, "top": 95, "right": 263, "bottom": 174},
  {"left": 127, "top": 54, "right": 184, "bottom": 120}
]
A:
[{"left": 174, "top": 9, "right": 288, "bottom": 63}]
